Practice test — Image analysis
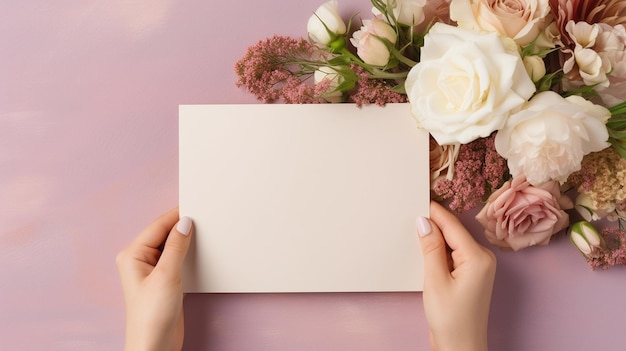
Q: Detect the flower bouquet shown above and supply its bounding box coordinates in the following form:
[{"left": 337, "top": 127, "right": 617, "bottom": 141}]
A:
[{"left": 235, "top": 0, "right": 626, "bottom": 270}]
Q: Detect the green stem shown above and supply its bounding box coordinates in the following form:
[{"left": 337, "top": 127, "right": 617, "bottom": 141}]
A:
[
  {"left": 370, "top": 68, "right": 408, "bottom": 80},
  {"left": 392, "top": 49, "right": 418, "bottom": 67},
  {"left": 340, "top": 48, "right": 408, "bottom": 80}
]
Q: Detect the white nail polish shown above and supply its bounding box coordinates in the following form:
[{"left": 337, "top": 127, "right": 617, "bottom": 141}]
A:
[
  {"left": 416, "top": 216, "right": 432, "bottom": 237},
  {"left": 176, "top": 216, "right": 193, "bottom": 236}
]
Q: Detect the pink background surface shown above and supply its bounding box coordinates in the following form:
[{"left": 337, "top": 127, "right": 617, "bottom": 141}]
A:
[{"left": 1, "top": 1, "right": 625, "bottom": 350}]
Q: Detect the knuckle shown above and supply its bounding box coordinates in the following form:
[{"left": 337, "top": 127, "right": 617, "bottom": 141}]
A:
[
  {"left": 421, "top": 237, "right": 446, "bottom": 256},
  {"left": 115, "top": 249, "right": 131, "bottom": 269},
  {"left": 477, "top": 247, "right": 497, "bottom": 272}
]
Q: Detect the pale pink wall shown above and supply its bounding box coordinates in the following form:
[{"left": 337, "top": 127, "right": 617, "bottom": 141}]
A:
[{"left": 1, "top": 1, "right": 625, "bottom": 350}]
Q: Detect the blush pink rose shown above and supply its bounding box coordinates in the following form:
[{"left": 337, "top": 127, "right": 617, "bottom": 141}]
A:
[{"left": 476, "top": 176, "right": 573, "bottom": 251}]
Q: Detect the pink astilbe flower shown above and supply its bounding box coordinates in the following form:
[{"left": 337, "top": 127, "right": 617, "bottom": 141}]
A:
[
  {"left": 234, "top": 35, "right": 330, "bottom": 103},
  {"left": 432, "top": 134, "right": 509, "bottom": 212},
  {"left": 586, "top": 225, "right": 626, "bottom": 270},
  {"left": 281, "top": 76, "right": 331, "bottom": 104},
  {"left": 348, "top": 64, "right": 407, "bottom": 107}
]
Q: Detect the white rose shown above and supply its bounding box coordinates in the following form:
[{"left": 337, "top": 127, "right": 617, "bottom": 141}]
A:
[
  {"left": 314, "top": 66, "right": 343, "bottom": 103},
  {"left": 495, "top": 91, "right": 610, "bottom": 185},
  {"left": 307, "top": 0, "right": 347, "bottom": 47},
  {"left": 405, "top": 23, "right": 536, "bottom": 145},
  {"left": 372, "top": 0, "right": 427, "bottom": 26},
  {"left": 350, "top": 18, "right": 397, "bottom": 66},
  {"left": 450, "top": 0, "right": 552, "bottom": 46}
]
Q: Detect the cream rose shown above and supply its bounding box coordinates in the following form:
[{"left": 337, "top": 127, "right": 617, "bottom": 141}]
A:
[
  {"left": 307, "top": 0, "right": 347, "bottom": 47},
  {"left": 495, "top": 91, "right": 611, "bottom": 186},
  {"left": 405, "top": 23, "right": 535, "bottom": 145},
  {"left": 476, "top": 176, "right": 573, "bottom": 251},
  {"left": 450, "top": 0, "right": 552, "bottom": 46},
  {"left": 350, "top": 18, "right": 397, "bottom": 66}
]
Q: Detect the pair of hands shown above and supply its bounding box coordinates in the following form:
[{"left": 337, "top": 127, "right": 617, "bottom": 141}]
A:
[{"left": 116, "top": 202, "right": 496, "bottom": 351}]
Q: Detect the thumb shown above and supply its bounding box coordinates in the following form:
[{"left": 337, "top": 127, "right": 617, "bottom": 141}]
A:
[
  {"left": 158, "top": 216, "right": 193, "bottom": 275},
  {"left": 417, "top": 216, "right": 451, "bottom": 285}
]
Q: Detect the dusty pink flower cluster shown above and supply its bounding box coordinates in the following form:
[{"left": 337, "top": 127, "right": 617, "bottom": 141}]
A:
[
  {"left": 431, "top": 134, "right": 508, "bottom": 212},
  {"left": 586, "top": 226, "right": 626, "bottom": 270},
  {"left": 347, "top": 64, "right": 407, "bottom": 106},
  {"left": 234, "top": 35, "right": 330, "bottom": 103}
]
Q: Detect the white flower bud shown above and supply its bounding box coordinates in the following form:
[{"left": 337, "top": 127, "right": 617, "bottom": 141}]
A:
[
  {"left": 350, "top": 18, "right": 397, "bottom": 66},
  {"left": 523, "top": 55, "right": 546, "bottom": 82},
  {"left": 314, "top": 66, "right": 343, "bottom": 103},
  {"left": 569, "top": 221, "right": 604, "bottom": 256},
  {"left": 307, "top": 0, "right": 347, "bottom": 47},
  {"left": 575, "top": 193, "right": 600, "bottom": 221}
]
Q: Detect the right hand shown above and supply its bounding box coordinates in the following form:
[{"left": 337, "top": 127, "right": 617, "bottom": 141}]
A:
[{"left": 416, "top": 201, "right": 496, "bottom": 351}]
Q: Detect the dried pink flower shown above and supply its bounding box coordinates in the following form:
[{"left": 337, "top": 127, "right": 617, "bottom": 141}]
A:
[
  {"left": 431, "top": 134, "right": 509, "bottom": 212},
  {"left": 234, "top": 35, "right": 329, "bottom": 103},
  {"left": 586, "top": 225, "right": 626, "bottom": 270},
  {"left": 347, "top": 64, "right": 407, "bottom": 106},
  {"left": 566, "top": 147, "right": 626, "bottom": 219}
]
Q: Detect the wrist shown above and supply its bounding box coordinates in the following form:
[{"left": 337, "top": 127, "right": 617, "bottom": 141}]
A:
[{"left": 430, "top": 332, "right": 488, "bottom": 351}]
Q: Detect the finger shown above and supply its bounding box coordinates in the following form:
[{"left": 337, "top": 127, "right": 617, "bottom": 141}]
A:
[
  {"left": 132, "top": 208, "right": 179, "bottom": 250},
  {"left": 417, "top": 214, "right": 451, "bottom": 284},
  {"left": 157, "top": 216, "right": 194, "bottom": 276},
  {"left": 429, "top": 201, "right": 481, "bottom": 252}
]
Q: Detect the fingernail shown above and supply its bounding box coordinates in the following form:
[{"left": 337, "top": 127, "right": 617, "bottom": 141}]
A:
[
  {"left": 176, "top": 216, "right": 193, "bottom": 236},
  {"left": 416, "top": 216, "right": 432, "bottom": 237}
]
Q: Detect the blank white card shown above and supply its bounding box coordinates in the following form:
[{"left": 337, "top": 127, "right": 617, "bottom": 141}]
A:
[{"left": 179, "top": 103, "right": 429, "bottom": 293}]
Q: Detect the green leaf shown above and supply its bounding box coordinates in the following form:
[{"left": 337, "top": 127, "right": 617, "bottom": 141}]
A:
[
  {"left": 535, "top": 70, "right": 562, "bottom": 92},
  {"left": 327, "top": 55, "right": 351, "bottom": 66},
  {"left": 608, "top": 129, "right": 626, "bottom": 139},
  {"left": 390, "top": 83, "right": 406, "bottom": 94},
  {"left": 610, "top": 139, "right": 626, "bottom": 159},
  {"left": 609, "top": 100, "right": 626, "bottom": 115}
]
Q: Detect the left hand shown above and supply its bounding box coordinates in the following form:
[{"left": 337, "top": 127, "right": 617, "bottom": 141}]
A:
[{"left": 116, "top": 208, "right": 193, "bottom": 351}]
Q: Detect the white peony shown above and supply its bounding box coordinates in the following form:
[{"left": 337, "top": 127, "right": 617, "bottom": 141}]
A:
[
  {"left": 495, "top": 91, "right": 611, "bottom": 186},
  {"left": 307, "top": 0, "right": 347, "bottom": 47},
  {"left": 405, "top": 23, "right": 536, "bottom": 145}
]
